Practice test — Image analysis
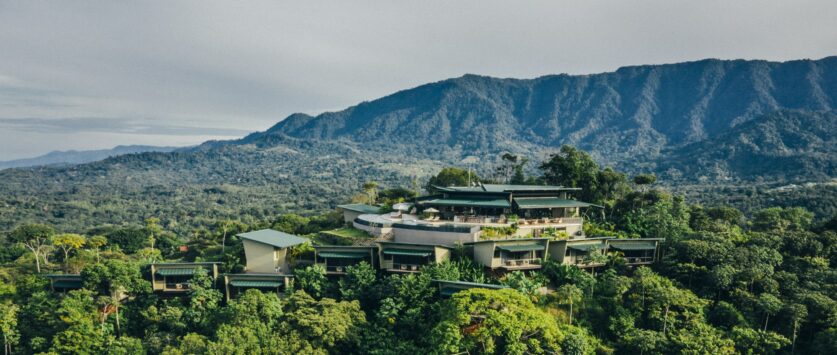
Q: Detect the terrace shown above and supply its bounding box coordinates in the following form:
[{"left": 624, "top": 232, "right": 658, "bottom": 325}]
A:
[
  {"left": 314, "top": 246, "right": 377, "bottom": 275},
  {"left": 378, "top": 242, "right": 452, "bottom": 273}
]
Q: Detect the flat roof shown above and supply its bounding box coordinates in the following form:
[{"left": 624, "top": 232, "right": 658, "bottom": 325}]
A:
[
  {"left": 434, "top": 184, "right": 580, "bottom": 193},
  {"left": 514, "top": 197, "right": 596, "bottom": 209},
  {"left": 465, "top": 237, "right": 550, "bottom": 245},
  {"left": 378, "top": 241, "right": 452, "bottom": 249},
  {"left": 433, "top": 279, "right": 508, "bottom": 289},
  {"left": 337, "top": 204, "right": 382, "bottom": 214},
  {"left": 237, "top": 229, "right": 308, "bottom": 248},
  {"left": 420, "top": 198, "right": 511, "bottom": 208}
]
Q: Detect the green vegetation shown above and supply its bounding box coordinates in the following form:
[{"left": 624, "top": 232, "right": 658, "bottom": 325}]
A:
[{"left": 0, "top": 146, "right": 834, "bottom": 354}]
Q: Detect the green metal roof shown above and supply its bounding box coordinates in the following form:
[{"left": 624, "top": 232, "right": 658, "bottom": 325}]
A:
[
  {"left": 567, "top": 243, "right": 605, "bottom": 252},
  {"left": 237, "top": 229, "right": 308, "bottom": 248},
  {"left": 337, "top": 204, "right": 381, "bottom": 214},
  {"left": 609, "top": 242, "right": 658, "bottom": 251},
  {"left": 496, "top": 243, "right": 546, "bottom": 252},
  {"left": 156, "top": 268, "right": 198, "bottom": 276},
  {"left": 423, "top": 198, "right": 511, "bottom": 208},
  {"left": 52, "top": 280, "right": 83, "bottom": 289},
  {"left": 229, "top": 280, "right": 283, "bottom": 288},
  {"left": 435, "top": 184, "right": 577, "bottom": 193},
  {"left": 382, "top": 249, "right": 432, "bottom": 257},
  {"left": 318, "top": 251, "right": 369, "bottom": 259},
  {"left": 514, "top": 197, "right": 593, "bottom": 209}
]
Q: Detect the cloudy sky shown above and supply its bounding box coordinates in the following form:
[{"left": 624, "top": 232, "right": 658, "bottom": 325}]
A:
[{"left": 1, "top": 1, "right": 835, "bottom": 160}]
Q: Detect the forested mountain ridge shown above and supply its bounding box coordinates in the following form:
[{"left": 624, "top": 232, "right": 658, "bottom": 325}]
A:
[
  {"left": 0, "top": 57, "right": 835, "bottom": 233},
  {"left": 261, "top": 57, "right": 837, "bottom": 170}
]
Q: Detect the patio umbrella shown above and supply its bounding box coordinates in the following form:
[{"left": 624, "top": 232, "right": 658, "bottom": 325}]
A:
[
  {"left": 424, "top": 207, "right": 440, "bottom": 213},
  {"left": 393, "top": 202, "right": 413, "bottom": 211}
]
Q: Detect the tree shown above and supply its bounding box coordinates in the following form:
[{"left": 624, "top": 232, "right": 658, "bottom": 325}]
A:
[
  {"left": 556, "top": 284, "right": 583, "bottom": 325},
  {"left": 501, "top": 271, "right": 544, "bottom": 300},
  {"left": 338, "top": 262, "right": 376, "bottom": 303},
  {"left": 9, "top": 224, "right": 54, "bottom": 273},
  {"left": 53, "top": 233, "right": 86, "bottom": 271},
  {"left": 430, "top": 288, "right": 577, "bottom": 354},
  {"left": 731, "top": 327, "right": 790, "bottom": 355},
  {"left": 87, "top": 235, "right": 107, "bottom": 263},
  {"left": 784, "top": 303, "right": 807, "bottom": 354},
  {"left": 362, "top": 182, "right": 379, "bottom": 204},
  {"left": 280, "top": 291, "right": 366, "bottom": 352},
  {"left": 186, "top": 268, "right": 222, "bottom": 333},
  {"left": 146, "top": 217, "right": 162, "bottom": 252},
  {"left": 294, "top": 265, "right": 327, "bottom": 299},
  {"left": 540, "top": 145, "right": 600, "bottom": 201},
  {"left": 633, "top": 174, "right": 657, "bottom": 186},
  {"left": 0, "top": 301, "right": 19, "bottom": 355},
  {"left": 758, "top": 293, "right": 783, "bottom": 331},
  {"left": 426, "top": 167, "right": 481, "bottom": 192}
]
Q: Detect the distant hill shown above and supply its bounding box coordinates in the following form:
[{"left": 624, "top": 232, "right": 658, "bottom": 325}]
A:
[
  {"left": 0, "top": 145, "right": 179, "bottom": 170},
  {"left": 1, "top": 57, "right": 836, "bottom": 232}
]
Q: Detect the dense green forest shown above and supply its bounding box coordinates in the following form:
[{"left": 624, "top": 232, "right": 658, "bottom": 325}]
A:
[{"left": 0, "top": 146, "right": 835, "bottom": 354}]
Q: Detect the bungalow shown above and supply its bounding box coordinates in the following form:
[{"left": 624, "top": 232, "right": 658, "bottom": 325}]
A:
[
  {"left": 314, "top": 245, "right": 377, "bottom": 275},
  {"left": 606, "top": 238, "right": 664, "bottom": 266},
  {"left": 45, "top": 274, "right": 83, "bottom": 292},
  {"left": 150, "top": 262, "right": 220, "bottom": 292},
  {"left": 222, "top": 273, "right": 293, "bottom": 301},
  {"left": 237, "top": 229, "right": 308, "bottom": 274},
  {"left": 378, "top": 241, "right": 452, "bottom": 273},
  {"left": 468, "top": 238, "right": 550, "bottom": 270},
  {"left": 548, "top": 238, "right": 610, "bottom": 268},
  {"left": 435, "top": 279, "right": 508, "bottom": 297},
  {"left": 337, "top": 204, "right": 381, "bottom": 224}
]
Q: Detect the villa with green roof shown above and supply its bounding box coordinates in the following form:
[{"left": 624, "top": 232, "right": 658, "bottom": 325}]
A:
[
  {"left": 314, "top": 245, "right": 377, "bottom": 275},
  {"left": 468, "top": 238, "right": 551, "bottom": 270},
  {"left": 378, "top": 241, "right": 452, "bottom": 273},
  {"left": 222, "top": 273, "right": 294, "bottom": 301},
  {"left": 238, "top": 229, "right": 308, "bottom": 274},
  {"left": 150, "top": 262, "right": 220, "bottom": 292}
]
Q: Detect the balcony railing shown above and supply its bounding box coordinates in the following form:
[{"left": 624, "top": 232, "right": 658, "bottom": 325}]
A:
[
  {"left": 499, "top": 258, "right": 542, "bottom": 269},
  {"left": 324, "top": 265, "right": 349, "bottom": 273},
  {"left": 390, "top": 263, "right": 422, "bottom": 272},
  {"left": 623, "top": 256, "right": 655, "bottom": 264}
]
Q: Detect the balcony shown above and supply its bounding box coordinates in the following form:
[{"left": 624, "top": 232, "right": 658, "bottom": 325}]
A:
[
  {"left": 498, "top": 258, "right": 543, "bottom": 270},
  {"left": 389, "top": 263, "right": 423, "bottom": 273},
  {"left": 622, "top": 256, "right": 655, "bottom": 265}
]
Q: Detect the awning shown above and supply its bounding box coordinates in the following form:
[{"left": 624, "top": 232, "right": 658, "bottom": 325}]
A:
[
  {"left": 156, "top": 268, "right": 199, "bottom": 276},
  {"left": 609, "top": 242, "right": 657, "bottom": 251},
  {"left": 567, "top": 244, "right": 605, "bottom": 252},
  {"left": 497, "top": 243, "right": 545, "bottom": 252},
  {"left": 383, "top": 249, "right": 432, "bottom": 257},
  {"left": 318, "top": 251, "right": 368, "bottom": 259},
  {"left": 422, "top": 198, "right": 511, "bottom": 208},
  {"left": 230, "top": 280, "right": 283, "bottom": 288},
  {"left": 514, "top": 197, "right": 594, "bottom": 209}
]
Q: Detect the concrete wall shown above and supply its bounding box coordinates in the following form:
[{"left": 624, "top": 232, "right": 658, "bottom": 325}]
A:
[
  {"left": 435, "top": 247, "right": 452, "bottom": 263},
  {"left": 472, "top": 242, "right": 498, "bottom": 268},
  {"left": 547, "top": 242, "right": 568, "bottom": 263},
  {"left": 243, "top": 239, "right": 281, "bottom": 273},
  {"left": 353, "top": 221, "right": 392, "bottom": 237},
  {"left": 393, "top": 227, "right": 479, "bottom": 246},
  {"left": 343, "top": 210, "right": 362, "bottom": 224}
]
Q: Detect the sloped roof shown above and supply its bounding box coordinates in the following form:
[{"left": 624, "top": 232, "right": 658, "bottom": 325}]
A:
[
  {"left": 237, "top": 229, "right": 308, "bottom": 248},
  {"left": 434, "top": 184, "right": 580, "bottom": 193}
]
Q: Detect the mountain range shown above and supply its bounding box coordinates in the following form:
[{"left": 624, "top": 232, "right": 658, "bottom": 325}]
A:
[
  {"left": 0, "top": 56, "right": 835, "bottom": 231},
  {"left": 0, "top": 145, "right": 178, "bottom": 170}
]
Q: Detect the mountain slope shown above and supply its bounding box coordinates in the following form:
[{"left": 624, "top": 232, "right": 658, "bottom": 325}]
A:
[
  {"left": 262, "top": 57, "right": 837, "bottom": 164},
  {"left": 655, "top": 110, "right": 837, "bottom": 182},
  {"left": 0, "top": 145, "right": 179, "bottom": 170}
]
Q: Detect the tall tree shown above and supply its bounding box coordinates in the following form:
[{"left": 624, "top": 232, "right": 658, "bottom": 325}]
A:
[
  {"left": 53, "top": 233, "right": 86, "bottom": 272},
  {"left": 0, "top": 301, "right": 19, "bottom": 355},
  {"left": 86, "top": 235, "right": 107, "bottom": 263},
  {"left": 9, "top": 224, "right": 54, "bottom": 273},
  {"left": 556, "top": 284, "right": 583, "bottom": 325}
]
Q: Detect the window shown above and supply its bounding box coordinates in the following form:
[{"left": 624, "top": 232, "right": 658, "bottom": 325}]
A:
[{"left": 493, "top": 249, "right": 501, "bottom": 258}]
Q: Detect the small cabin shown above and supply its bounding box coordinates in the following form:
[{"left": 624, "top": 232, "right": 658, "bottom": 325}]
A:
[
  {"left": 45, "top": 274, "right": 83, "bottom": 292},
  {"left": 378, "top": 242, "right": 452, "bottom": 273},
  {"left": 548, "top": 238, "right": 610, "bottom": 268},
  {"left": 606, "top": 238, "right": 664, "bottom": 266},
  {"left": 150, "top": 262, "right": 220, "bottom": 293},
  {"left": 237, "top": 229, "right": 308, "bottom": 274},
  {"left": 222, "top": 273, "right": 293, "bottom": 301},
  {"left": 314, "top": 245, "right": 377, "bottom": 275}
]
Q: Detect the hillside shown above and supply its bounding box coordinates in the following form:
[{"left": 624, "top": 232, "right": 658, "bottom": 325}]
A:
[
  {"left": 1, "top": 57, "right": 836, "bottom": 232},
  {"left": 0, "top": 145, "right": 179, "bottom": 170},
  {"left": 263, "top": 57, "right": 837, "bottom": 171}
]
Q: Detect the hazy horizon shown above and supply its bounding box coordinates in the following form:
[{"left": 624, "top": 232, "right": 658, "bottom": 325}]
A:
[{"left": 2, "top": 1, "right": 836, "bottom": 160}]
